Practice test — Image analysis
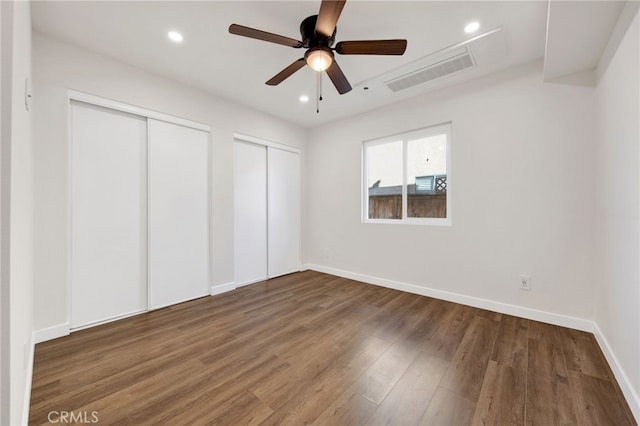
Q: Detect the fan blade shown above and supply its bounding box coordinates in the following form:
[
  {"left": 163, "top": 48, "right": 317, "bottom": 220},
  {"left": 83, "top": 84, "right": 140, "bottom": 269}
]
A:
[
  {"left": 266, "top": 58, "right": 306, "bottom": 86},
  {"left": 335, "top": 39, "right": 407, "bottom": 55},
  {"left": 325, "top": 60, "right": 352, "bottom": 94},
  {"left": 315, "top": 0, "right": 346, "bottom": 38},
  {"left": 229, "top": 24, "right": 303, "bottom": 48}
]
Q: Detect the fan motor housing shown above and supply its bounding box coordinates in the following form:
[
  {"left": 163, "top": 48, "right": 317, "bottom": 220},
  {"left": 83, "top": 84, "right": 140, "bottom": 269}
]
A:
[{"left": 300, "top": 15, "right": 336, "bottom": 47}]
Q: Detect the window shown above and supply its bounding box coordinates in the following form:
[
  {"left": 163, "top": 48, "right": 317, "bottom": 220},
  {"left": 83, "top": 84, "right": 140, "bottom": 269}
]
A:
[{"left": 363, "top": 123, "right": 451, "bottom": 225}]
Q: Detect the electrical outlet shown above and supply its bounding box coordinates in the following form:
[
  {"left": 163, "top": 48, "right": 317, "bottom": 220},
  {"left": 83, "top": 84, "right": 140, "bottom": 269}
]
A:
[{"left": 519, "top": 274, "right": 531, "bottom": 291}]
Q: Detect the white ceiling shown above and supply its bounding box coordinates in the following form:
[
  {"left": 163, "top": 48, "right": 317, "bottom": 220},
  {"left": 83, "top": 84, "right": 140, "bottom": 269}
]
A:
[
  {"left": 30, "top": 1, "right": 621, "bottom": 128},
  {"left": 544, "top": 0, "right": 625, "bottom": 81}
]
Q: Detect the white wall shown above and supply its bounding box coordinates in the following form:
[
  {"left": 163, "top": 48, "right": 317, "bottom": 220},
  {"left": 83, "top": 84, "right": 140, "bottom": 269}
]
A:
[
  {"left": 32, "top": 34, "right": 306, "bottom": 334},
  {"left": 1, "top": 1, "right": 34, "bottom": 424},
  {"left": 594, "top": 3, "right": 639, "bottom": 419},
  {"left": 305, "top": 60, "right": 597, "bottom": 323},
  {"left": 0, "top": 4, "right": 9, "bottom": 422}
]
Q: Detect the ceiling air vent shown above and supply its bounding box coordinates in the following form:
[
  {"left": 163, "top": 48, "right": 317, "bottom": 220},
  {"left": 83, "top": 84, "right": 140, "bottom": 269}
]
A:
[{"left": 383, "top": 49, "right": 475, "bottom": 92}]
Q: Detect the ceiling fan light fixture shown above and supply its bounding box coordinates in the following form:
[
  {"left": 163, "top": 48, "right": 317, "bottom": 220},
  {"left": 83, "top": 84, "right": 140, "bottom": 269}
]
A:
[
  {"left": 305, "top": 47, "right": 333, "bottom": 72},
  {"left": 229, "top": 0, "right": 407, "bottom": 96}
]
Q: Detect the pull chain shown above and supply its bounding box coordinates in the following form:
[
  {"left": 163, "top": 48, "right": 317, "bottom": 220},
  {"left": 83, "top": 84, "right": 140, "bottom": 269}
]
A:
[{"left": 316, "top": 72, "right": 321, "bottom": 114}]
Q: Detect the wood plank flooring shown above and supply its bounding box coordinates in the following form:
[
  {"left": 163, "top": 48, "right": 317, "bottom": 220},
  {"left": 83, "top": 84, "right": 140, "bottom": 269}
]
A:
[{"left": 30, "top": 271, "right": 636, "bottom": 425}]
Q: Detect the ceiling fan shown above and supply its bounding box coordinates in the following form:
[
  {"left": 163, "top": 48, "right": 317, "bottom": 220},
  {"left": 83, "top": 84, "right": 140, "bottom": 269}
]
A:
[{"left": 228, "top": 0, "right": 407, "bottom": 96}]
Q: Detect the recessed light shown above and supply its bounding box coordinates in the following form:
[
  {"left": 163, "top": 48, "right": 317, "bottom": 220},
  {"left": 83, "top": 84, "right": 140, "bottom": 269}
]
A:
[
  {"left": 464, "top": 22, "right": 480, "bottom": 34},
  {"left": 299, "top": 95, "right": 309, "bottom": 103},
  {"left": 168, "top": 31, "right": 183, "bottom": 43}
]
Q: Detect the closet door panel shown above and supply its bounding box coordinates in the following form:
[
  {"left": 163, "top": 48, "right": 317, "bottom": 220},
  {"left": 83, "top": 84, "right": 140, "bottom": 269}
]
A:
[
  {"left": 148, "top": 119, "right": 209, "bottom": 309},
  {"left": 234, "top": 141, "right": 268, "bottom": 286},
  {"left": 267, "top": 148, "right": 300, "bottom": 278},
  {"left": 70, "top": 101, "right": 147, "bottom": 328}
]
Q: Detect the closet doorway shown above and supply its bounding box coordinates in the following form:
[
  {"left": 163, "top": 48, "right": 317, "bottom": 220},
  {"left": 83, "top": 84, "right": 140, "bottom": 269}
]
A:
[
  {"left": 70, "top": 94, "right": 210, "bottom": 329},
  {"left": 234, "top": 135, "right": 300, "bottom": 287}
]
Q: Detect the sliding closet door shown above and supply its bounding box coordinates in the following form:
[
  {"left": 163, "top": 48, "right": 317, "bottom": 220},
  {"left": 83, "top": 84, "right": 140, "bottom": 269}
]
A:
[
  {"left": 268, "top": 147, "right": 300, "bottom": 278},
  {"left": 234, "top": 141, "right": 268, "bottom": 286},
  {"left": 70, "top": 101, "right": 147, "bottom": 328},
  {"left": 148, "top": 119, "right": 209, "bottom": 309}
]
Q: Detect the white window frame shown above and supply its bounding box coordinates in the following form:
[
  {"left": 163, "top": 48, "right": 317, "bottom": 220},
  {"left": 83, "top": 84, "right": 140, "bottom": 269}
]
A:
[{"left": 362, "top": 122, "right": 452, "bottom": 226}]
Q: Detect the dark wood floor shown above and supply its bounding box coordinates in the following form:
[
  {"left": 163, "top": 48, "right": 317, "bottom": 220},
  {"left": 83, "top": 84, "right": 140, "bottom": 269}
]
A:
[{"left": 30, "top": 271, "right": 635, "bottom": 425}]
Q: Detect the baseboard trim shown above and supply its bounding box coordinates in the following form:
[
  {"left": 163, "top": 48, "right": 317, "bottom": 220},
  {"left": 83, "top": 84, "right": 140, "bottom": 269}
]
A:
[
  {"left": 305, "top": 263, "right": 639, "bottom": 423},
  {"left": 210, "top": 281, "right": 236, "bottom": 296},
  {"left": 22, "top": 335, "right": 35, "bottom": 425},
  {"left": 236, "top": 279, "right": 265, "bottom": 288},
  {"left": 33, "top": 322, "right": 70, "bottom": 344},
  {"left": 306, "top": 264, "right": 593, "bottom": 331},
  {"left": 592, "top": 323, "right": 640, "bottom": 423}
]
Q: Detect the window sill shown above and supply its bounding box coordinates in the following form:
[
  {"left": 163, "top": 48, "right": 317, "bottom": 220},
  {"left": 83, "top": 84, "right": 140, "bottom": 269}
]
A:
[{"left": 362, "top": 218, "right": 452, "bottom": 227}]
